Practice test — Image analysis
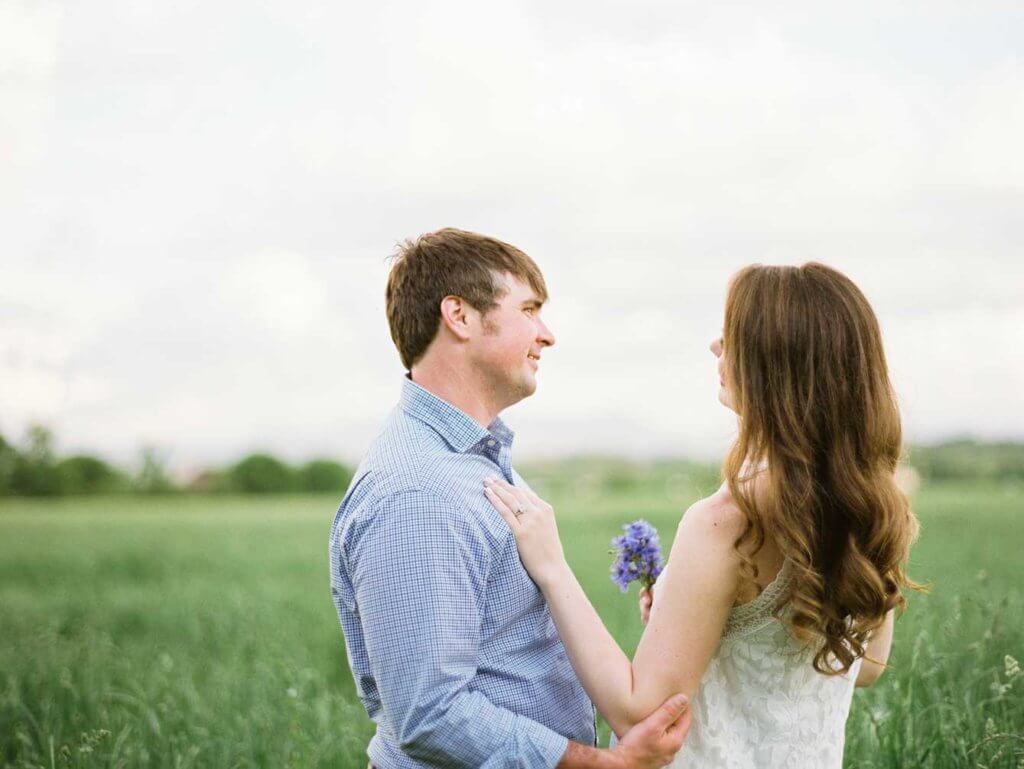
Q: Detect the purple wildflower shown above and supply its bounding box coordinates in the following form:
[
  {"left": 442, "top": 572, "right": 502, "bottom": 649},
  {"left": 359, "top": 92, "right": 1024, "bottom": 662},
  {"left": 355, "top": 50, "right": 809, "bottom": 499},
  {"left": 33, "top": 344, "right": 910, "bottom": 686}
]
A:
[{"left": 609, "top": 519, "right": 664, "bottom": 593}]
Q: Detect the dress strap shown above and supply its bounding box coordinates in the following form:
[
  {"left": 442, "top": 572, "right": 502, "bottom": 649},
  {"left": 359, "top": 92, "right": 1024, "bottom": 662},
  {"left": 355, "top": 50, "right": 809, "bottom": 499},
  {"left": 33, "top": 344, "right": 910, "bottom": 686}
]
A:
[{"left": 723, "top": 559, "right": 794, "bottom": 639}]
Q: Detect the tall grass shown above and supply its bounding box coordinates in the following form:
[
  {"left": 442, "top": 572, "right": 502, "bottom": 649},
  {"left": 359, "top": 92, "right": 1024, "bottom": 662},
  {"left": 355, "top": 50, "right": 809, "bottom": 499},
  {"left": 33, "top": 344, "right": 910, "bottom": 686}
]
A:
[{"left": 1, "top": 482, "right": 1021, "bottom": 768}]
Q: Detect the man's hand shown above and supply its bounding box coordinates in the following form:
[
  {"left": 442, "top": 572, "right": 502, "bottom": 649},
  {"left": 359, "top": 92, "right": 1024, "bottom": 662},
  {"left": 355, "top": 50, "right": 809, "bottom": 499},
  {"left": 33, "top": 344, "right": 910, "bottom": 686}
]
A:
[
  {"left": 612, "top": 694, "right": 691, "bottom": 768},
  {"left": 556, "top": 694, "right": 690, "bottom": 769}
]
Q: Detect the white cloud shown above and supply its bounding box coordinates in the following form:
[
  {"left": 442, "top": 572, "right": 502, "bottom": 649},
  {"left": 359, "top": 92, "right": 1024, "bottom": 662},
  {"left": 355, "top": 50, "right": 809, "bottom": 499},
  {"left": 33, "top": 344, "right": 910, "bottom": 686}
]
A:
[
  {"left": 2, "top": 1, "right": 1023, "bottom": 464},
  {"left": 221, "top": 252, "right": 327, "bottom": 335},
  {"left": 888, "top": 303, "right": 1024, "bottom": 441},
  {"left": 959, "top": 60, "right": 1024, "bottom": 188},
  {"left": 0, "top": 1, "right": 61, "bottom": 205}
]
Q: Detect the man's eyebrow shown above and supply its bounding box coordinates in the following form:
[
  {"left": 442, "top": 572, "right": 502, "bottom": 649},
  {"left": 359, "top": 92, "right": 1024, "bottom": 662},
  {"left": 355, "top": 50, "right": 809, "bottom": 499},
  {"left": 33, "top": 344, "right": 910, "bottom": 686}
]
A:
[{"left": 520, "top": 298, "right": 544, "bottom": 309}]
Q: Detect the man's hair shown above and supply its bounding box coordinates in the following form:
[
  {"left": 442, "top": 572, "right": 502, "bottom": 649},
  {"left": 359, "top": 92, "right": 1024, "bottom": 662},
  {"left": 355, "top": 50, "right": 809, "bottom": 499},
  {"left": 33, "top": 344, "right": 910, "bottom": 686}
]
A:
[{"left": 385, "top": 228, "right": 548, "bottom": 370}]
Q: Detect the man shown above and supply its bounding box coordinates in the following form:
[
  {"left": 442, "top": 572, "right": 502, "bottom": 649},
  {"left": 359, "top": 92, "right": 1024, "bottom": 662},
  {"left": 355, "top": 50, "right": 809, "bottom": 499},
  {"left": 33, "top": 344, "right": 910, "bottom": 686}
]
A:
[{"left": 329, "top": 229, "right": 690, "bottom": 768}]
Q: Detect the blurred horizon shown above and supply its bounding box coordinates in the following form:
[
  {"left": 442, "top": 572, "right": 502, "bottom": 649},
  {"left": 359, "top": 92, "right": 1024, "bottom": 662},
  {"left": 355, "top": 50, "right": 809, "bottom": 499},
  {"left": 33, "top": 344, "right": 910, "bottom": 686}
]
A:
[
  {"left": 2, "top": 419, "right": 1022, "bottom": 487},
  {"left": 3, "top": 2, "right": 1023, "bottom": 469}
]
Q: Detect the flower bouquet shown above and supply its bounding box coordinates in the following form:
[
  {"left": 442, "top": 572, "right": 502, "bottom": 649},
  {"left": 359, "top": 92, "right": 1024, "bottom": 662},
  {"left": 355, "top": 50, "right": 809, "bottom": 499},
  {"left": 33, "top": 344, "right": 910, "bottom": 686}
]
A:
[{"left": 609, "top": 519, "right": 664, "bottom": 593}]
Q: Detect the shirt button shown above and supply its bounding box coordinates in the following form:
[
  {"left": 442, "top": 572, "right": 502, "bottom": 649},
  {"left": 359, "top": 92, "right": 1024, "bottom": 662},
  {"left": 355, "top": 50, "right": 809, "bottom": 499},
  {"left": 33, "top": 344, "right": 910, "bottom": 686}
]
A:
[{"left": 487, "top": 440, "right": 496, "bottom": 447}]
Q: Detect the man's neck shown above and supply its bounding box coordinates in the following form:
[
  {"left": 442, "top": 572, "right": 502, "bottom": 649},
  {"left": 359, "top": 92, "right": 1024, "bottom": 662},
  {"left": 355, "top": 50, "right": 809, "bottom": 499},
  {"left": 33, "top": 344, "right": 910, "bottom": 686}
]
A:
[{"left": 409, "top": 361, "right": 506, "bottom": 429}]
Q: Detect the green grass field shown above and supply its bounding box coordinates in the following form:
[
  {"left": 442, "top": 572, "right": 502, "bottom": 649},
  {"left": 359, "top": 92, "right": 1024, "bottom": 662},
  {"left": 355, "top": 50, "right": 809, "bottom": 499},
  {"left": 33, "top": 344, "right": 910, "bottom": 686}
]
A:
[{"left": 1, "top": 480, "right": 1022, "bottom": 768}]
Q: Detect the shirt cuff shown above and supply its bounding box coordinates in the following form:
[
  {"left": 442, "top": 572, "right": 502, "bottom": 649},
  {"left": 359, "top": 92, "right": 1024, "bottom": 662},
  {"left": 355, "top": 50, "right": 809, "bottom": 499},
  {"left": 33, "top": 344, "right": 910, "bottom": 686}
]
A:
[{"left": 508, "top": 715, "right": 571, "bottom": 769}]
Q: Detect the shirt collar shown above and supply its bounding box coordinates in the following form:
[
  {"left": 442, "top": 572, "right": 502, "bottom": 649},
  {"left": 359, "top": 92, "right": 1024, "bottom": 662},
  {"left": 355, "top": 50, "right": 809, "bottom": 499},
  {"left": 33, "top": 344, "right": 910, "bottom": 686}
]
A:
[{"left": 400, "top": 376, "right": 515, "bottom": 454}]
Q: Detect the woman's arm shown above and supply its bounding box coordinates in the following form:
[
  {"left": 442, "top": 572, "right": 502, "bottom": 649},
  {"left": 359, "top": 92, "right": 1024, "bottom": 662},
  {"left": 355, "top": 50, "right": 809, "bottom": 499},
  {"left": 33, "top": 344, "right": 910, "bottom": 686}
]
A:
[
  {"left": 855, "top": 609, "right": 895, "bottom": 687},
  {"left": 623, "top": 495, "right": 742, "bottom": 732},
  {"left": 485, "top": 479, "right": 742, "bottom": 737}
]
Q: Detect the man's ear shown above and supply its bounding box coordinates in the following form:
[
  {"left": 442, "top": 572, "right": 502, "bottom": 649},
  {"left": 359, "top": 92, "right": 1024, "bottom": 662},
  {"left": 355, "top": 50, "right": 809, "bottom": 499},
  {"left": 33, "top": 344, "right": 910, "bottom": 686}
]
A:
[{"left": 439, "top": 295, "right": 473, "bottom": 341}]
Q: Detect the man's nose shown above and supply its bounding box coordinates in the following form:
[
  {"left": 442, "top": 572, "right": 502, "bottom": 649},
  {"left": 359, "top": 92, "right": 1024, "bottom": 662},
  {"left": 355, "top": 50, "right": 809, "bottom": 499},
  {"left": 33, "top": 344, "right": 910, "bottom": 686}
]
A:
[{"left": 537, "top": 319, "right": 555, "bottom": 347}]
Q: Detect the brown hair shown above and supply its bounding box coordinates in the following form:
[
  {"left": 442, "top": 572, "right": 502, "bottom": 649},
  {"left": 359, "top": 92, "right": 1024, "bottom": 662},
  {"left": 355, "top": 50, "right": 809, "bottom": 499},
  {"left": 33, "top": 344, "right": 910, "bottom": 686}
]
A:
[
  {"left": 385, "top": 228, "right": 548, "bottom": 370},
  {"left": 722, "top": 263, "right": 921, "bottom": 674}
]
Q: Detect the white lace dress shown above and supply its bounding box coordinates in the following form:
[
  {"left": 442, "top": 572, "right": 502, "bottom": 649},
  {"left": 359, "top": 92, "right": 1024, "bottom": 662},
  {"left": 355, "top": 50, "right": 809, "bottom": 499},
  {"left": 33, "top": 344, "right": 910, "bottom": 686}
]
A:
[{"left": 658, "top": 560, "right": 862, "bottom": 768}]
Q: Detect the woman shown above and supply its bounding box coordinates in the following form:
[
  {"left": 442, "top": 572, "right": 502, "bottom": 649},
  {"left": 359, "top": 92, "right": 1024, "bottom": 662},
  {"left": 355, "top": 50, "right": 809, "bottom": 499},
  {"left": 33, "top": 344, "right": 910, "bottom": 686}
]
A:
[{"left": 484, "top": 263, "right": 920, "bottom": 768}]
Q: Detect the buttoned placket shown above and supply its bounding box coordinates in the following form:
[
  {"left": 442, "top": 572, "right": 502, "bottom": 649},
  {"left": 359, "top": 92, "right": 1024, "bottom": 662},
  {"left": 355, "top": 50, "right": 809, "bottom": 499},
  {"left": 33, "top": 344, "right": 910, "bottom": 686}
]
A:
[
  {"left": 477, "top": 434, "right": 514, "bottom": 484},
  {"left": 495, "top": 440, "right": 514, "bottom": 484}
]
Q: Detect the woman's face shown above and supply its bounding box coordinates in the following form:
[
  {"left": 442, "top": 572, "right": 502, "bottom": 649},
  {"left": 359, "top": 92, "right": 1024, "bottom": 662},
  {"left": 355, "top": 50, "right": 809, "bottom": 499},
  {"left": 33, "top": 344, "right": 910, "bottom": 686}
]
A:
[{"left": 710, "top": 335, "right": 736, "bottom": 412}]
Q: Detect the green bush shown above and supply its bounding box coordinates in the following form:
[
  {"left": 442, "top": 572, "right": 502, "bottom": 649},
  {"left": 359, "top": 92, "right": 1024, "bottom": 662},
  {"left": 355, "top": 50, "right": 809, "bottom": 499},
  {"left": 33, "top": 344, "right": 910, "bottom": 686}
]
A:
[
  {"left": 0, "top": 433, "right": 16, "bottom": 495},
  {"left": 9, "top": 424, "right": 62, "bottom": 496},
  {"left": 229, "top": 453, "right": 296, "bottom": 493},
  {"left": 55, "top": 455, "right": 127, "bottom": 494},
  {"left": 298, "top": 459, "right": 353, "bottom": 492}
]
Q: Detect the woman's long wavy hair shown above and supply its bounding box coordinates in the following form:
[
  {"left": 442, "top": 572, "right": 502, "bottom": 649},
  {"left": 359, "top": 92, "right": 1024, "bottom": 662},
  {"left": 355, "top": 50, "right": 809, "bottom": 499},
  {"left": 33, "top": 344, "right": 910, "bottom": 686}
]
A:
[{"left": 722, "top": 263, "right": 921, "bottom": 675}]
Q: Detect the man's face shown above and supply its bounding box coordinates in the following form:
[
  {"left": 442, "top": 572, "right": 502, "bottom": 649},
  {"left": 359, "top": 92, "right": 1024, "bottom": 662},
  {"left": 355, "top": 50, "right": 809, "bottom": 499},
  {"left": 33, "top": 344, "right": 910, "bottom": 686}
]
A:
[{"left": 470, "top": 273, "right": 555, "bottom": 406}]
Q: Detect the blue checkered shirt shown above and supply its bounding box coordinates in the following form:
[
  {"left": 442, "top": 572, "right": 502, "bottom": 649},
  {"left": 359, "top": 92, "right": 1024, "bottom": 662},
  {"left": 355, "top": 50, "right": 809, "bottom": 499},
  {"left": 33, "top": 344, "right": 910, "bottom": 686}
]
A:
[{"left": 329, "top": 377, "right": 595, "bottom": 768}]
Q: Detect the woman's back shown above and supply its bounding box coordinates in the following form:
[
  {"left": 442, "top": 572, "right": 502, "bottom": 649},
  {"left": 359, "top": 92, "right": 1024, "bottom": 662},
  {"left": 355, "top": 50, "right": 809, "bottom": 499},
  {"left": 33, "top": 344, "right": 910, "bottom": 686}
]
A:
[{"left": 659, "top": 560, "right": 862, "bottom": 769}]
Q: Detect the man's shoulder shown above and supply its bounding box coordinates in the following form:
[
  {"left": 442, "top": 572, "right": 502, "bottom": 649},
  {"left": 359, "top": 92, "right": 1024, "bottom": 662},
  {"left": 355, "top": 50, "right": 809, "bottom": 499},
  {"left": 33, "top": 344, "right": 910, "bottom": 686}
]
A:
[
  {"left": 352, "top": 462, "right": 498, "bottom": 528},
  {"left": 335, "top": 472, "right": 506, "bottom": 580},
  {"left": 340, "top": 427, "right": 502, "bottom": 532},
  {"left": 337, "top": 406, "right": 516, "bottom": 547},
  {"left": 361, "top": 412, "right": 498, "bottom": 500}
]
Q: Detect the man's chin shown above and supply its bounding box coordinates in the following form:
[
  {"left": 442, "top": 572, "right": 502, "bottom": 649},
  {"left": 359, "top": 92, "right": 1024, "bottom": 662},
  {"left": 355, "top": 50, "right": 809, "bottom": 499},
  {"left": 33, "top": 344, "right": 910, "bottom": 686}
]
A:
[{"left": 515, "top": 374, "right": 538, "bottom": 400}]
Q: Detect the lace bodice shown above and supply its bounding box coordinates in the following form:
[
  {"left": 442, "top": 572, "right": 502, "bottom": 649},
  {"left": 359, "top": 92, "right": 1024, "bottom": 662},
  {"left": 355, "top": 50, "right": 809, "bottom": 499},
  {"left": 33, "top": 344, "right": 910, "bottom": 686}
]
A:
[{"left": 659, "top": 560, "right": 862, "bottom": 769}]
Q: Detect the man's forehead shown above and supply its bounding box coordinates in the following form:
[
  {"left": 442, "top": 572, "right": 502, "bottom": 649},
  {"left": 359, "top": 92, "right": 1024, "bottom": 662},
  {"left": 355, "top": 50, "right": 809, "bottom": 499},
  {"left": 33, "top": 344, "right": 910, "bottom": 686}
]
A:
[{"left": 495, "top": 272, "right": 545, "bottom": 304}]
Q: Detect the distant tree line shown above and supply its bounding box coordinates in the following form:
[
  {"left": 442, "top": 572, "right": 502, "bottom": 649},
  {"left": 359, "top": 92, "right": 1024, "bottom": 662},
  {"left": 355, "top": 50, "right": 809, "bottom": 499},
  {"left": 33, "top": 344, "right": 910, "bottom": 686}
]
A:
[
  {"left": 1, "top": 425, "right": 1020, "bottom": 498},
  {"left": 907, "top": 439, "right": 1024, "bottom": 482},
  {"left": 0, "top": 424, "right": 353, "bottom": 497},
  {"left": 515, "top": 440, "right": 1024, "bottom": 495}
]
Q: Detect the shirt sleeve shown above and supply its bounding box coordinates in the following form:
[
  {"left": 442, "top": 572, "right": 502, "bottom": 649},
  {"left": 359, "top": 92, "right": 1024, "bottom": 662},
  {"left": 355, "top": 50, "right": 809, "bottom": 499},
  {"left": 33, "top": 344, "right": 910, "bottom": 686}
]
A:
[{"left": 344, "top": 488, "right": 569, "bottom": 769}]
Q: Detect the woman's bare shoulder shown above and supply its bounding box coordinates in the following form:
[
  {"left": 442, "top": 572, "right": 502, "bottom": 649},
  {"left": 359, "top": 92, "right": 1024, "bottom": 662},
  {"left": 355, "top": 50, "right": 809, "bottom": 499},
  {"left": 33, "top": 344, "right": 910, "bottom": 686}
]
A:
[
  {"left": 680, "top": 484, "right": 746, "bottom": 542},
  {"left": 667, "top": 485, "right": 745, "bottom": 589}
]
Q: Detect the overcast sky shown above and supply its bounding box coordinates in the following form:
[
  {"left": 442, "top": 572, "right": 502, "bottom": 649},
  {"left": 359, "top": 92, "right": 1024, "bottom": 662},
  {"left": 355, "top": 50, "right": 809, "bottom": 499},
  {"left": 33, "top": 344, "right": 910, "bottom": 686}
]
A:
[{"left": 2, "top": 1, "right": 1023, "bottom": 469}]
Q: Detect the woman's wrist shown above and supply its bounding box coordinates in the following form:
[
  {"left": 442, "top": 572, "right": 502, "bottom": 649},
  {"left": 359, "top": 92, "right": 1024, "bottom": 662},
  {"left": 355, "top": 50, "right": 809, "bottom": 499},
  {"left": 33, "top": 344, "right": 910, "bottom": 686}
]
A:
[{"left": 534, "top": 558, "right": 573, "bottom": 592}]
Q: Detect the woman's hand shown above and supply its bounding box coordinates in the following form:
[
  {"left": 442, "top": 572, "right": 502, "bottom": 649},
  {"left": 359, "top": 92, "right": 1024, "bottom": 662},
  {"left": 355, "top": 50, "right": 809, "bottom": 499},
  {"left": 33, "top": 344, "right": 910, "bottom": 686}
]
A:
[
  {"left": 639, "top": 588, "right": 653, "bottom": 626},
  {"left": 483, "top": 477, "right": 568, "bottom": 589}
]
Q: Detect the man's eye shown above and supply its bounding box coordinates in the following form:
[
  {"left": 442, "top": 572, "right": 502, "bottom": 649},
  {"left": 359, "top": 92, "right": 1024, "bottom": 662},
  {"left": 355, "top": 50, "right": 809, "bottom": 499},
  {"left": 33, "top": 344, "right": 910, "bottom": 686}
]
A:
[{"left": 524, "top": 308, "right": 535, "bottom": 316}]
